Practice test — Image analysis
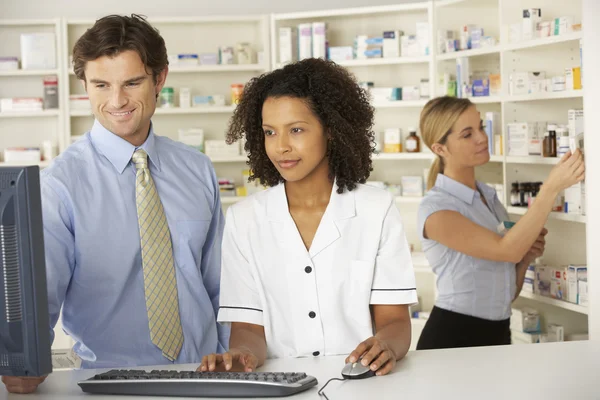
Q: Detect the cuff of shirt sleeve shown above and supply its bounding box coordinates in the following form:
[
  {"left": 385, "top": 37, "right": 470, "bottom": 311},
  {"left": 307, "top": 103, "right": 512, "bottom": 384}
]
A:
[
  {"left": 369, "top": 288, "right": 418, "bottom": 305},
  {"left": 217, "top": 306, "right": 264, "bottom": 326}
]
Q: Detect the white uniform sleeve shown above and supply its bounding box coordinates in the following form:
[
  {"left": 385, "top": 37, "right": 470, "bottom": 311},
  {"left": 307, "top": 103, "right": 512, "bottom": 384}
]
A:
[
  {"left": 370, "top": 201, "right": 418, "bottom": 305},
  {"left": 217, "top": 206, "right": 264, "bottom": 326}
]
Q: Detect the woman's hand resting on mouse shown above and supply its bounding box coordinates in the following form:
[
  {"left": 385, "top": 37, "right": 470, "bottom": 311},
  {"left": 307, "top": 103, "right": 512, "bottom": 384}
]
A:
[
  {"left": 346, "top": 336, "right": 398, "bottom": 376},
  {"left": 197, "top": 347, "right": 258, "bottom": 373}
]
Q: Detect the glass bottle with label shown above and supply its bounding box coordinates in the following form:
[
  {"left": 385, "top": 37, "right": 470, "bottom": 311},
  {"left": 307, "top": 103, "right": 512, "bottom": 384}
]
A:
[
  {"left": 405, "top": 128, "right": 421, "bottom": 153},
  {"left": 510, "top": 182, "right": 520, "bottom": 206},
  {"left": 543, "top": 124, "right": 557, "bottom": 157}
]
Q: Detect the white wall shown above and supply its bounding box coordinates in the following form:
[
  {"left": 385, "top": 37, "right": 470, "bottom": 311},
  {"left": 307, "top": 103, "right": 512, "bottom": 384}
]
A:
[
  {"left": 0, "top": 0, "right": 425, "bottom": 19},
  {"left": 583, "top": 0, "right": 599, "bottom": 340}
]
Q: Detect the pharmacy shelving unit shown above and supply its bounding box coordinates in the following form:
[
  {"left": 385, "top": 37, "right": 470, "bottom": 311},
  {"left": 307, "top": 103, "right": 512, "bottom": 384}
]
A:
[
  {"left": 0, "top": 18, "right": 64, "bottom": 167},
  {"left": 60, "top": 16, "right": 271, "bottom": 187},
  {"left": 431, "top": 0, "right": 588, "bottom": 338}
]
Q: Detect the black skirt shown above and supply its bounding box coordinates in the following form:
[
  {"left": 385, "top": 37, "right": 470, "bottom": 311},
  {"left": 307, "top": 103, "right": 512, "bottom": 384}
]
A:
[{"left": 416, "top": 306, "right": 511, "bottom": 350}]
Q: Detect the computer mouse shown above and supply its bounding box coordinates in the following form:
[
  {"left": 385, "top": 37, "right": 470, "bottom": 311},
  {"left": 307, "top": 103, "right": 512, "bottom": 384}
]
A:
[{"left": 341, "top": 359, "right": 376, "bottom": 380}]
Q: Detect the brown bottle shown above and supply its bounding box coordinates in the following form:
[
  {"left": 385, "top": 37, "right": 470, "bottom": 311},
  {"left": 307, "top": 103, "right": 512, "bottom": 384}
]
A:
[
  {"left": 405, "top": 128, "right": 421, "bottom": 153},
  {"left": 543, "top": 124, "right": 557, "bottom": 157}
]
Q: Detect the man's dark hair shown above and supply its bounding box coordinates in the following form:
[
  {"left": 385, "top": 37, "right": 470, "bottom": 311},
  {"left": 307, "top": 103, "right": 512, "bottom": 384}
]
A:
[
  {"left": 72, "top": 14, "right": 168, "bottom": 83},
  {"left": 227, "top": 58, "right": 376, "bottom": 194}
]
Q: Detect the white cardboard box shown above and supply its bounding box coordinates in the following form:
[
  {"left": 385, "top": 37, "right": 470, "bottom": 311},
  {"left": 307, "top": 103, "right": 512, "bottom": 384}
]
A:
[
  {"left": 567, "top": 265, "right": 587, "bottom": 304},
  {"left": 20, "top": 33, "right": 56, "bottom": 69}
]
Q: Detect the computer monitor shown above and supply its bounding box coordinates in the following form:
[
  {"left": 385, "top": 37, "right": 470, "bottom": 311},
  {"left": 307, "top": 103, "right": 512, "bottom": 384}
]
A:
[{"left": 0, "top": 166, "right": 52, "bottom": 377}]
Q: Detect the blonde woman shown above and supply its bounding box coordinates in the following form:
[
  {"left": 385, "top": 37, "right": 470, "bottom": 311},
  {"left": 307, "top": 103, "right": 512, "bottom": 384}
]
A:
[{"left": 416, "top": 96, "right": 584, "bottom": 350}]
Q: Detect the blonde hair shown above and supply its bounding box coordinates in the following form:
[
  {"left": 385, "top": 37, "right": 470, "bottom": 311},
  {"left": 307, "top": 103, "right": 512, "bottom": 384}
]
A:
[{"left": 420, "top": 96, "right": 474, "bottom": 190}]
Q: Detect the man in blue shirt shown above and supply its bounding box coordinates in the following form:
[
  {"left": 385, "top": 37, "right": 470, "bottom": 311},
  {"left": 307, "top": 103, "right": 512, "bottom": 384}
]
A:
[{"left": 2, "top": 14, "right": 228, "bottom": 394}]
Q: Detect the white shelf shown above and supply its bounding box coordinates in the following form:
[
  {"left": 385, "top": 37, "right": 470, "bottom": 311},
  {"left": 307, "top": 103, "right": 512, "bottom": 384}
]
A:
[
  {"left": 489, "top": 155, "right": 503, "bottom": 162},
  {"left": 503, "top": 31, "right": 583, "bottom": 52},
  {"left": 209, "top": 156, "right": 248, "bottom": 163},
  {"left": 505, "top": 156, "right": 560, "bottom": 165},
  {"left": 337, "top": 56, "right": 430, "bottom": 67},
  {"left": 273, "top": 3, "right": 430, "bottom": 20},
  {"left": 436, "top": 46, "right": 501, "bottom": 61},
  {"left": 220, "top": 196, "right": 245, "bottom": 205},
  {"left": 504, "top": 90, "right": 584, "bottom": 103},
  {"left": 0, "top": 19, "right": 59, "bottom": 26},
  {"left": 276, "top": 57, "right": 430, "bottom": 70},
  {"left": 373, "top": 100, "right": 428, "bottom": 108},
  {"left": 155, "top": 106, "right": 236, "bottom": 115},
  {"left": 519, "top": 291, "right": 588, "bottom": 315},
  {"left": 0, "top": 69, "right": 59, "bottom": 77},
  {"left": 373, "top": 153, "right": 434, "bottom": 161},
  {"left": 68, "top": 64, "right": 267, "bottom": 75},
  {"left": 507, "top": 207, "right": 587, "bottom": 224},
  {"left": 0, "top": 161, "right": 51, "bottom": 168},
  {"left": 470, "top": 96, "right": 502, "bottom": 104},
  {"left": 70, "top": 106, "right": 237, "bottom": 117},
  {"left": 0, "top": 110, "right": 60, "bottom": 118}
]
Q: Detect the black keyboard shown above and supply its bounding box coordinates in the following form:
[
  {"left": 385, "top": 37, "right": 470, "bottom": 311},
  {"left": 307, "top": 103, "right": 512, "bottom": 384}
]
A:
[{"left": 78, "top": 369, "right": 318, "bottom": 398}]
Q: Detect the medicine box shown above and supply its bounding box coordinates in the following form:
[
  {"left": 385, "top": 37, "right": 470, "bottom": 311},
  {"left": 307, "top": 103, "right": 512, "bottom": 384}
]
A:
[
  {"left": 535, "top": 265, "right": 552, "bottom": 297},
  {"left": 312, "top": 22, "right": 327, "bottom": 60},
  {"left": 402, "top": 86, "right": 420, "bottom": 101},
  {"left": 506, "top": 123, "right": 530, "bottom": 157},
  {"left": 0, "top": 57, "right": 19, "bottom": 70},
  {"left": 178, "top": 128, "right": 204, "bottom": 153},
  {"left": 550, "top": 267, "right": 568, "bottom": 301},
  {"left": 565, "top": 182, "right": 585, "bottom": 216},
  {"left": 5, "top": 148, "right": 41, "bottom": 163},
  {"left": 567, "top": 265, "right": 587, "bottom": 304},
  {"left": 568, "top": 109, "right": 584, "bottom": 153},
  {"left": 383, "top": 128, "right": 402, "bottom": 153},
  {"left": 578, "top": 280, "right": 588, "bottom": 307},
  {"left": 328, "top": 46, "right": 353, "bottom": 62},
  {"left": 522, "top": 9, "right": 542, "bottom": 41},
  {"left": 20, "top": 33, "right": 56, "bottom": 69},
  {"left": 383, "top": 31, "right": 402, "bottom": 58},
  {"left": 370, "top": 87, "right": 401, "bottom": 102},
  {"left": 401, "top": 35, "right": 419, "bottom": 57},
  {"left": 565, "top": 67, "right": 582, "bottom": 90},
  {"left": 278, "top": 27, "right": 298, "bottom": 65},
  {"left": 297, "top": 23, "right": 313, "bottom": 60},
  {"left": 176, "top": 54, "right": 199, "bottom": 66},
  {"left": 401, "top": 176, "right": 424, "bottom": 197},
  {"left": 511, "top": 330, "right": 540, "bottom": 344},
  {"left": 548, "top": 324, "right": 564, "bottom": 342},
  {"left": 205, "top": 140, "right": 240, "bottom": 158}
]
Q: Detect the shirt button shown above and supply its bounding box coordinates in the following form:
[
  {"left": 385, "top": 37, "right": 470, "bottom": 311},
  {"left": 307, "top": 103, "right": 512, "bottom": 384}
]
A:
[
  {"left": 313, "top": 351, "right": 320, "bottom": 356},
  {"left": 305, "top": 266, "right": 312, "bottom": 273},
  {"left": 308, "top": 311, "right": 316, "bottom": 318}
]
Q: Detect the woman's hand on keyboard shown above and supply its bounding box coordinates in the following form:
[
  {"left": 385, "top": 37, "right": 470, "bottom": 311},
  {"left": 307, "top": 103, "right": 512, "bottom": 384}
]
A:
[{"left": 197, "top": 347, "right": 258, "bottom": 373}]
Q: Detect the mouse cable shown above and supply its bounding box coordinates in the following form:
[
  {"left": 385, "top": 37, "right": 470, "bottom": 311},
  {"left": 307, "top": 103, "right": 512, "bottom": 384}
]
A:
[{"left": 317, "top": 377, "right": 346, "bottom": 400}]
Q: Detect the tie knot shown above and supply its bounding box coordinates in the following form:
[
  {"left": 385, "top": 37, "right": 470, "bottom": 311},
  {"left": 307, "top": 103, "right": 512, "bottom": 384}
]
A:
[{"left": 132, "top": 149, "right": 148, "bottom": 170}]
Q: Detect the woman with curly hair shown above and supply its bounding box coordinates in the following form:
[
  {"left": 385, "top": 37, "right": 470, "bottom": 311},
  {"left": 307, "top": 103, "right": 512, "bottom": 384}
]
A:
[{"left": 198, "top": 58, "right": 417, "bottom": 376}]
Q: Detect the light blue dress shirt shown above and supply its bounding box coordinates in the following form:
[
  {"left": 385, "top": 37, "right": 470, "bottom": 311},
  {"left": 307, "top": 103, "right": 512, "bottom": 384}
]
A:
[
  {"left": 418, "top": 174, "right": 516, "bottom": 321},
  {"left": 41, "top": 120, "right": 229, "bottom": 369}
]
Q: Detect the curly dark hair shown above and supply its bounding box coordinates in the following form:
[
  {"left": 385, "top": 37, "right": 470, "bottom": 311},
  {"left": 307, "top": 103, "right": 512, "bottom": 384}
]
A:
[{"left": 226, "top": 58, "right": 375, "bottom": 194}]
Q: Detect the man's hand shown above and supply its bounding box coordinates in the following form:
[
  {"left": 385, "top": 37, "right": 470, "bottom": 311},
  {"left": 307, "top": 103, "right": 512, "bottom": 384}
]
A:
[
  {"left": 2, "top": 376, "right": 46, "bottom": 394},
  {"left": 345, "top": 336, "right": 397, "bottom": 376}
]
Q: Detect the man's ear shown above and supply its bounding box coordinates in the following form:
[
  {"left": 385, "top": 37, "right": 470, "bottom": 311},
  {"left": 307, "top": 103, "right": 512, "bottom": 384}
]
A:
[{"left": 154, "top": 66, "right": 169, "bottom": 96}]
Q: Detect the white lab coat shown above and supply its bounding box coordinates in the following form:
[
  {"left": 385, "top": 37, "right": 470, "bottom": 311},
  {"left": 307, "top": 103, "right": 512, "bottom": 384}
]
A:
[{"left": 217, "top": 182, "right": 417, "bottom": 359}]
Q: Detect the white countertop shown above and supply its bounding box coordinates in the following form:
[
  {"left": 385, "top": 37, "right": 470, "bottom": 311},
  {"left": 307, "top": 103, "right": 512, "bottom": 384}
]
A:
[{"left": 2, "top": 341, "right": 599, "bottom": 400}]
